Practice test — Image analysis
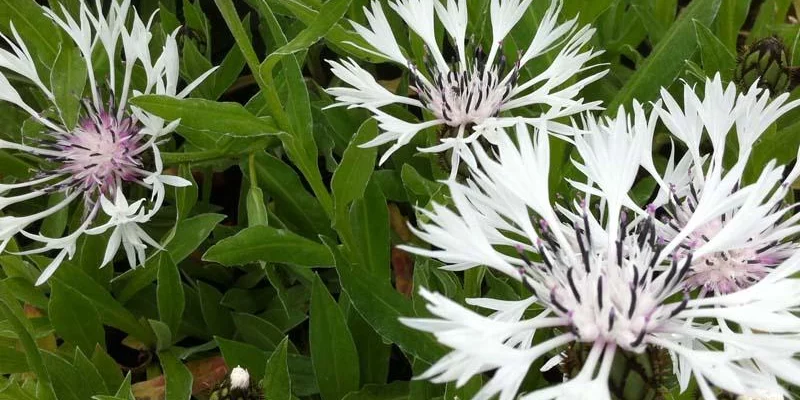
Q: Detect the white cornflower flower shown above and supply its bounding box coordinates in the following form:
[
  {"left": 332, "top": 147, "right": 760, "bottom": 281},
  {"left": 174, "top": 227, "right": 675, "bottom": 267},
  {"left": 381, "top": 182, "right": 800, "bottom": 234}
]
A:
[
  {"left": 0, "top": 0, "right": 215, "bottom": 284},
  {"left": 326, "top": 0, "right": 606, "bottom": 174},
  {"left": 399, "top": 119, "right": 800, "bottom": 400},
  {"left": 650, "top": 74, "right": 800, "bottom": 295}
]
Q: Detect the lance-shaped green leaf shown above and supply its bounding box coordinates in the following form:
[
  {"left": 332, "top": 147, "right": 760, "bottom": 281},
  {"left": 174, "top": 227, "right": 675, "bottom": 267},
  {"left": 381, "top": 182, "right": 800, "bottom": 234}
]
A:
[
  {"left": 323, "top": 238, "right": 447, "bottom": 364},
  {"left": 159, "top": 349, "right": 193, "bottom": 400},
  {"left": 50, "top": 42, "right": 86, "bottom": 129},
  {"left": 50, "top": 267, "right": 155, "bottom": 345},
  {"left": 263, "top": 337, "right": 292, "bottom": 400},
  {"left": 204, "top": 225, "right": 334, "bottom": 267},
  {"left": 332, "top": 119, "right": 379, "bottom": 224},
  {"left": 48, "top": 281, "right": 105, "bottom": 353},
  {"left": 0, "top": 0, "right": 59, "bottom": 66},
  {"left": 0, "top": 281, "right": 57, "bottom": 400},
  {"left": 156, "top": 253, "right": 184, "bottom": 337},
  {"left": 606, "top": 0, "right": 722, "bottom": 112},
  {"left": 260, "top": 0, "right": 380, "bottom": 62},
  {"left": 255, "top": 0, "right": 353, "bottom": 76},
  {"left": 310, "top": 274, "right": 360, "bottom": 400},
  {"left": 129, "top": 95, "right": 279, "bottom": 148},
  {"left": 694, "top": 21, "right": 736, "bottom": 80}
]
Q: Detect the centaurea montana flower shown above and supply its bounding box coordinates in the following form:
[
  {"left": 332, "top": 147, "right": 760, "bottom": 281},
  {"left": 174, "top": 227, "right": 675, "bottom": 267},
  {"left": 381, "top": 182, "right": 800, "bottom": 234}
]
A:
[
  {"left": 398, "top": 118, "right": 800, "bottom": 399},
  {"left": 0, "top": 0, "right": 215, "bottom": 284},
  {"left": 326, "top": 0, "right": 605, "bottom": 175},
  {"left": 647, "top": 74, "right": 800, "bottom": 295}
]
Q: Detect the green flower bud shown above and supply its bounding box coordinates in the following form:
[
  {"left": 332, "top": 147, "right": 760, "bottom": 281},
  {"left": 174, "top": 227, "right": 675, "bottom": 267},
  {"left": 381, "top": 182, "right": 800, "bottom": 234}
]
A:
[{"left": 735, "top": 36, "right": 793, "bottom": 94}]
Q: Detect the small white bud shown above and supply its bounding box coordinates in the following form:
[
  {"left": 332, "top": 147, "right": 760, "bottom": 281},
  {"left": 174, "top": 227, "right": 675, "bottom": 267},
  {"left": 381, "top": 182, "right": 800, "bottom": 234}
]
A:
[{"left": 230, "top": 365, "right": 250, "bottom": 390}]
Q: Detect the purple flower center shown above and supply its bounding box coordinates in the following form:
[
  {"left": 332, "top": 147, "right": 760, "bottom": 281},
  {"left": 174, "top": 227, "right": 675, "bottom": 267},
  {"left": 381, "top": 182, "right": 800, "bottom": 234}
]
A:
[{"left": 49, "top": 106, "right": 146, "bottom": 196}]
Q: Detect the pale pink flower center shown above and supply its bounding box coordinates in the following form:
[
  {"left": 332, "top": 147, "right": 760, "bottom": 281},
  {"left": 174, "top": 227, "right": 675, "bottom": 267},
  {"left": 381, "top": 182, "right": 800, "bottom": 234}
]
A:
[
  {"left": 683, "top": 219, "right": 778, "bottom": 294},
  {"left": 51, "top": 108, "right": 145, "bottom": 195}
]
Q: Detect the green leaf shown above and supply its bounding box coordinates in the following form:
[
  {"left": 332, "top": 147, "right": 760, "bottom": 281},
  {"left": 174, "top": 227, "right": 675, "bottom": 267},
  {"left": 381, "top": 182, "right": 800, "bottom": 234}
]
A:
[
  {"left": 342, "top": 382, "right": 410, "bottom": 400},
  {"left": 4, "top": 276, "right": 47, "bottom": 309},
  {"left": 348, "top": 181, "right": 390, "bottom": 283},
  {"left": 343, "top": 297, "right": 390, "bottom": 385},
  {"left": 39, "top": 193, "right": 69, "bottom": 240},
  {"left": 249, "top": 151, "right": 333, "bottom": 238},
  {"left": 197, "top": 281, "right": 235, "bottom": 338},
  {"left": 606, "top": 0, "right": 722, "bottom": 112},
  {"left": 128, "top": 95, "right": 279, "bottom": 148},
  {"left": 0, "top": 381, "right": 37, "bottom": 400},
  {"left": 254, "top": 0, "right": 337, "bottom": 218},
  {"left": 110, "top": 374, "right": 135, "bottom": 400},
  {"left": 332, "top": 119, "right": 379, "bottom": 224},
  {"left": 263, "top": 337, "right": 292, "bottom": 400},
  {"left": 168, "top": 213, "right": 225, "bottom": 263},
  {"left": 48, "top": 281, "right": 105, "bottom": 353},
  {"left": 73, "top": 349, "right": 110, "bottom": 396},
  {"left": 204, "top": 225, "right": 334, "bottom": 267},
  {"left": 50, "top": 42, "right": 86, "bottom": 129},
  {"left": 717, "top": 0, "right": 752, "bottom": 50},
  {"left": 694, "top": 20, "right": 737, "bottom": 80},
  {"left": 159, "top": 349, "right": 193, "bottom": 400},
  {"left": 232, "top": 312, "right": 293, "bottom": 352},
  {"left": 747, "top": 122, "right": 800, "bottom": 181},
  {"left": 748, "top": 0, "right": 791, "bottom": 44},
  {"left": 310, "top": 275, "right": 360, "bottom": 400},
  {"left": 42, "top": 351, "right": 94, "bottom": 400},
  {"left": 175, "top": 164, "right": 198, "bottom": 220},
  {"left": 258, "top": 0, "right": 353, "bottom": 76},
  {"left": 114, "top": 213, "right": 224, "bottom": 303},
  {"left": 0, "top": 346, "right": 28, "bottom": 374},
  {"left": 0, "top": 0, "right": 59, "bottom": 66},
  {"left": 260, "top": 0, "right": 379, "bottom": 62},
  {"left": 324, "top": 238, "right": 446, "bottom": 364},
  {"left": 91, "top": 345, "right": 124, "bottom": 393},
  {"left": 49, "top": 267, "right": 154, "bottom": 345},
  {"left": 156, "top": 253, "right": 184, "bottom": 338}
]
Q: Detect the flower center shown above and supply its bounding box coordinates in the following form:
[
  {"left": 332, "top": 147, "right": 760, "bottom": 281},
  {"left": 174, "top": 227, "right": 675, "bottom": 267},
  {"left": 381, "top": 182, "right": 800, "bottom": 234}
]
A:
[
  {"left": 682, "top": 221, "right": 781, "bottom": 294},
  {"left": 412, "top": 46, "right": 519, "bottom": 127},
  {"left": 51, "top": 106, "right": 146, "bottom": 195},
  {"left": 663, "top": 185, "right": 787, "bottom": 294},
  {"left": 522, "top": 215, "right": 688, "bottom": 353}
]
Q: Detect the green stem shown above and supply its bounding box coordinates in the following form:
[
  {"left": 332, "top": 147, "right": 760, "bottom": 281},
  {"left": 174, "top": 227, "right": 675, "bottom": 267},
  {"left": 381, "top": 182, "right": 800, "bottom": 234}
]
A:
[
  {"left": 215, "top": 0, "right": 290, "bottom": 131},
  {"left": 248, "top": 152, "right": 258, "bottom": 188}
]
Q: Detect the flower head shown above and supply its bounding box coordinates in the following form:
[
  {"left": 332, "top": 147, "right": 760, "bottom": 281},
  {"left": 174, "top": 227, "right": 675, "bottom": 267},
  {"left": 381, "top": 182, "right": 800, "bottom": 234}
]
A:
[
  {"left": 399, "top": 114, "right": 800, "bottom": 399},
  {"left": 326, "top": 0, "right": 605, "bottom": 174},
  {"left": 0, "top": 0, "right": 214, "bottom": 283},
  {"left": 651, "top": 74, "right": 800, "bottom": 294}
]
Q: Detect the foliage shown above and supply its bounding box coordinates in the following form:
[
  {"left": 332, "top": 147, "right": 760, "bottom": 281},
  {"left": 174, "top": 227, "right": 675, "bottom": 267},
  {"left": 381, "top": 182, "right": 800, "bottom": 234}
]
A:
[{"left": 0, "top": 0, "right": 799, "bottom": 399}]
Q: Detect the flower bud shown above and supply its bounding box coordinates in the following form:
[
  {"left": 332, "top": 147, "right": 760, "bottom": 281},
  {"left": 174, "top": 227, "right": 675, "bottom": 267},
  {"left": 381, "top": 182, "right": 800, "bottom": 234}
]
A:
[{"left": 735, "top": 36, "right": 793, "bottom": 94}]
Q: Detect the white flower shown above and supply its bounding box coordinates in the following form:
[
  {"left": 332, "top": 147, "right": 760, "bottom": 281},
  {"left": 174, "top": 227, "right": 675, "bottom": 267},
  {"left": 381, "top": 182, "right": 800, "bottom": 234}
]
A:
[
  {"left": 326, "top": 0, "right": 606, "bottom": 175},
  {"left": 399, "top": 120, "right": 800, "bottom": 399},
  {"left": 0, "top": 0, "right": 213, "bottom": 284},
  {"left": 650, "top": 74, "right": 800, "bottom": 294},
  {"left": 85, "top": 190, "right": 161, "bottom": 271}
]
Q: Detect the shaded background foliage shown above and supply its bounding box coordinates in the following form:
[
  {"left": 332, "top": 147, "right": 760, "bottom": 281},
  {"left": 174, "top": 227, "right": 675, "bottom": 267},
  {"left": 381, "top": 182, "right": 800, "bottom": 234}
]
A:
[{"left": 1, "top": 0, "right": 800, "bottom": 399}]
